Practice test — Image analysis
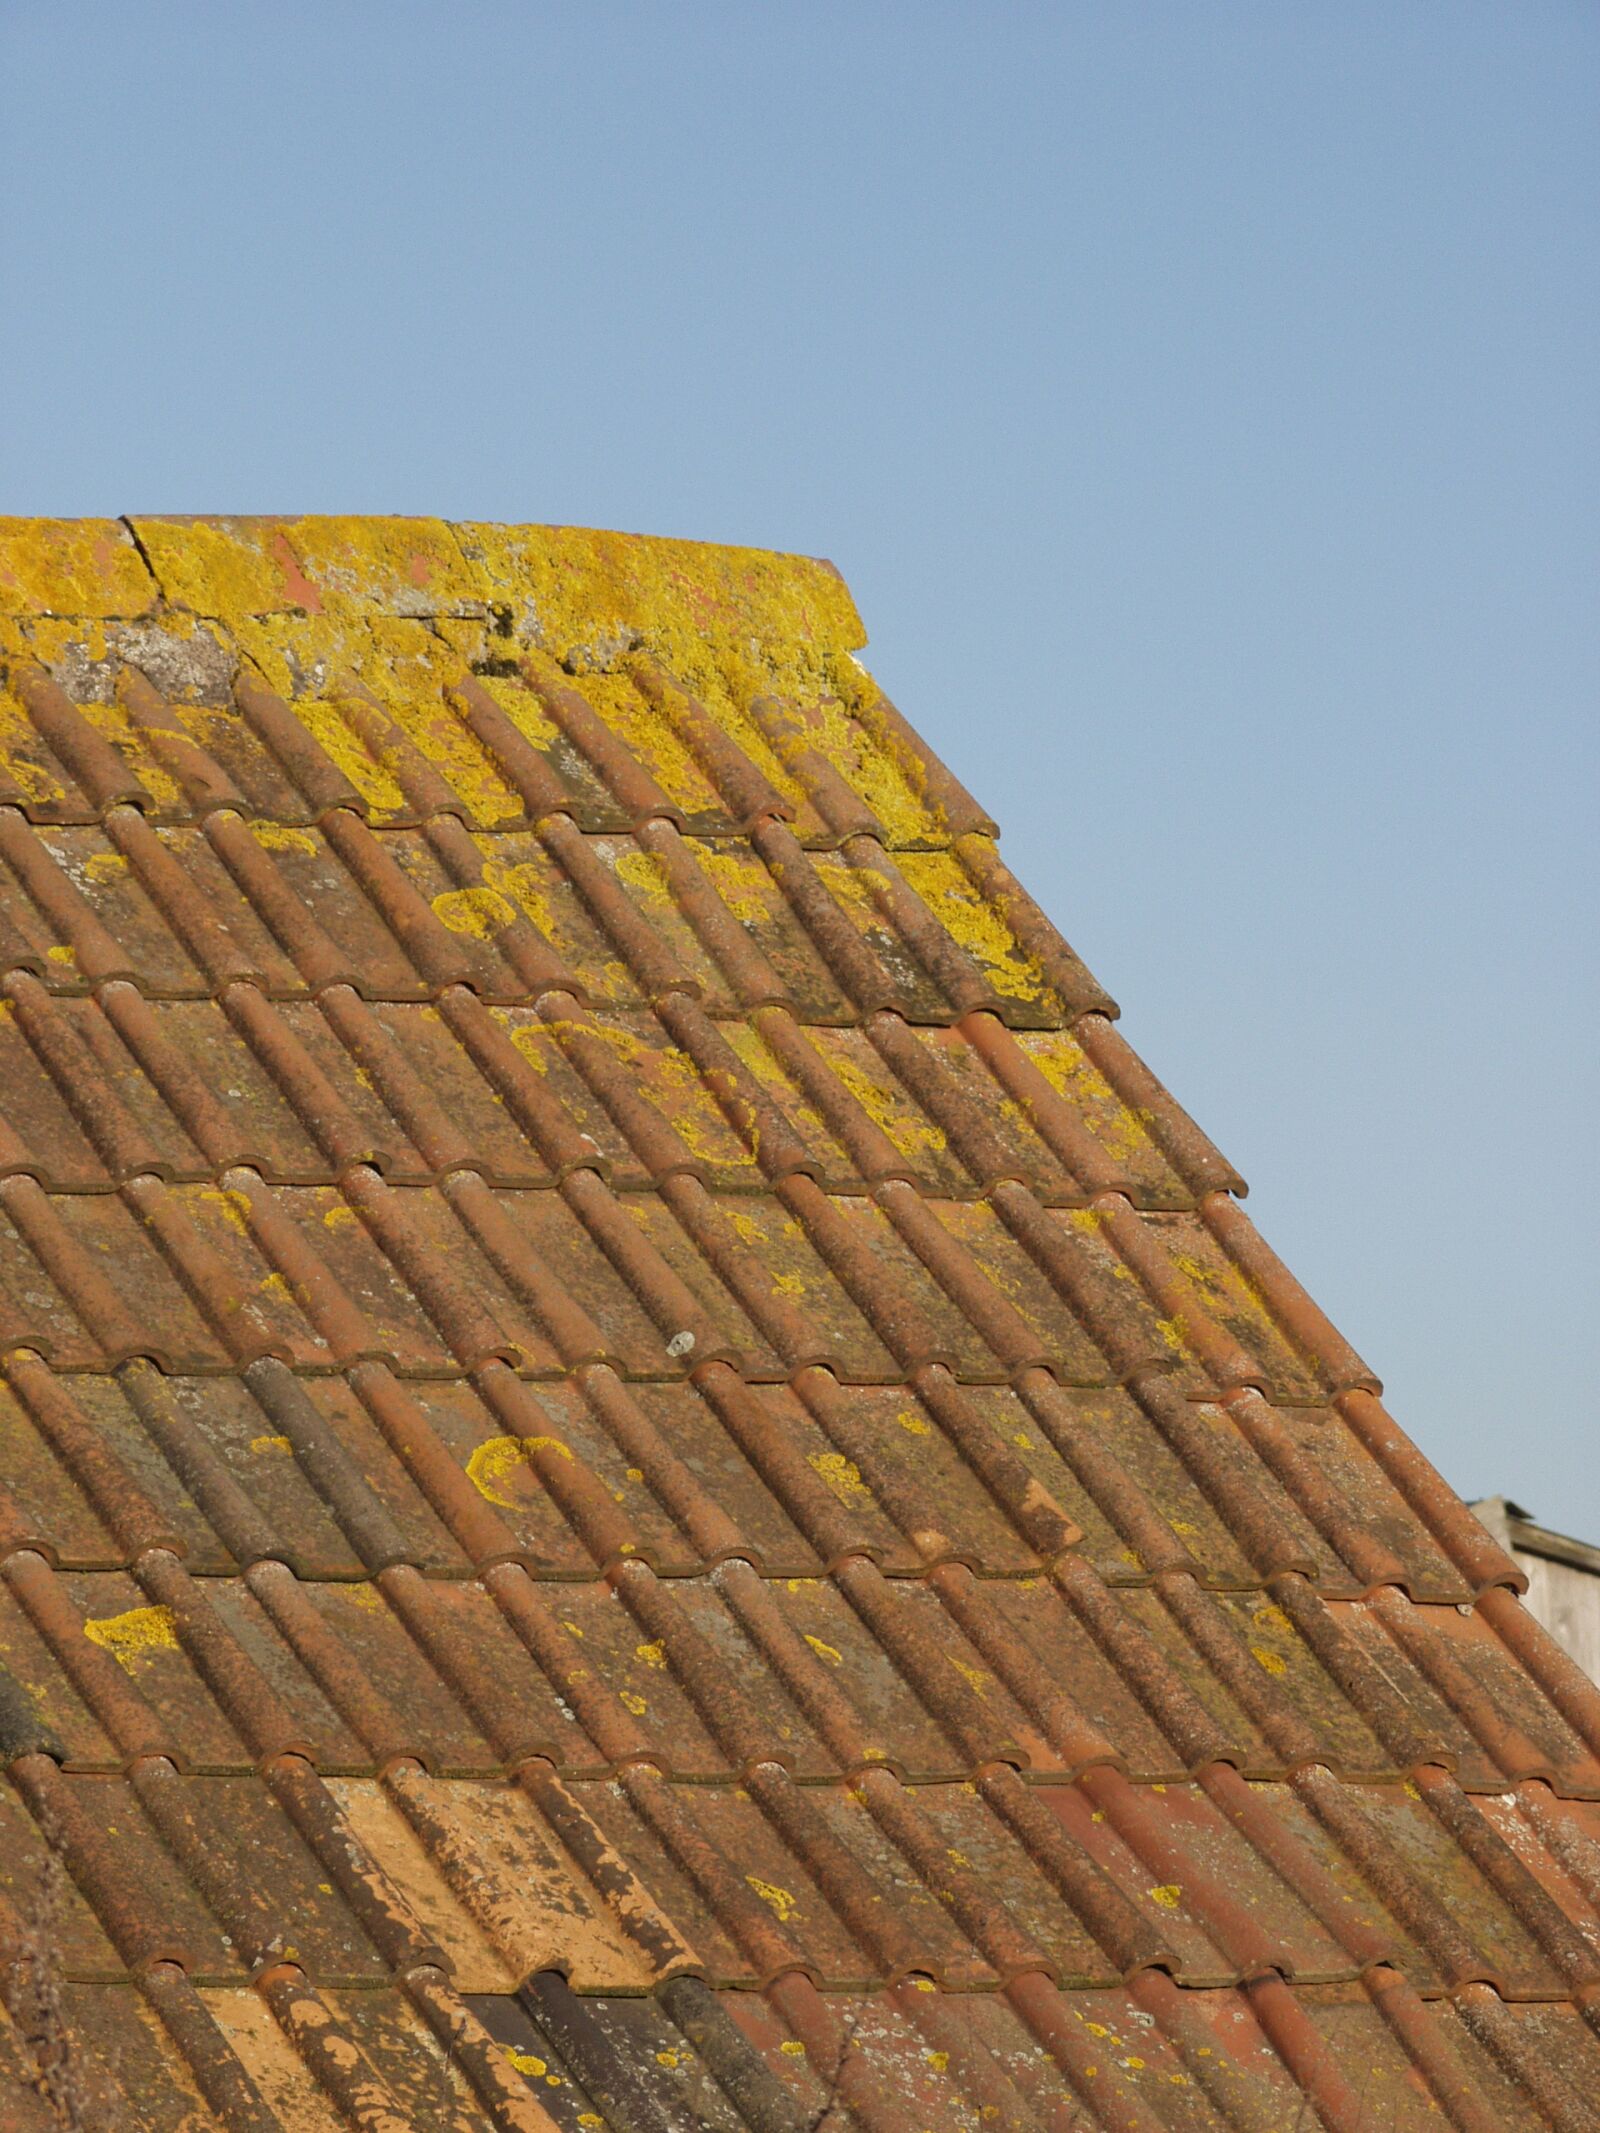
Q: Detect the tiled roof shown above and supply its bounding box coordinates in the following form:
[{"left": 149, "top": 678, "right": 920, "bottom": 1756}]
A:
[{"left": 0, "top": 514, "right": 1594, "bottom": 2132}]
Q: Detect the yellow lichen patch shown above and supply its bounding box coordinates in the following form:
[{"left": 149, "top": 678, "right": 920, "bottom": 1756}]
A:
[
  {"left": 634, "top": 1641, "right": 667, "bottom": 1670},
  {"left": 686, "top": 841, "right": 775, "bottom": 924},
  {"left": 270, "top": 517, "right": 479, "bottom": 618},
  {"left": 555, "top": 1015, "right": 647, "bottom": 1066},
  {"left": 779, "top": 2041, "right": 806, "bottom": 2058},
  {"left": 46, "top": 944, "right": 76, "bottom": 966},
  {"left": 466, "top": 1433, "right": 572, "bottom": 1507},
  {"left": 0, "top": 743, "right": 66, "bottom": 808},
  {"left": 323, "top": 1204, "right": 358, "bottom": 1230},
  {"left": 83, "top": 851, "right": 130, "bottom": 883},
  {"left": 619, "top": 1690, "right": 648, "bottom": 1717},
  {"left": 898, "top": 851, "right": 1050, "bottom": 1003},
  {"left": 815, "top": 1038, "right": 947, "bottom": 1162},
  {"left": 0, "top": 519, "right": 156, "bottom": 618},
  {"left": 816, "top": 665, "right": 945, "bottom": 846},
  {"left": 1250, "top": 1645, "right": 1289, "bottom": 1676},
  {"left": 612, "top": 849, "right": 672, "bottom": 907},
  {"left": 1022, "top": 1033, "right": 1148, "bottom": 1165},
  {"left": 258, "top": 1271, "right": 292, "bottom": 1301},
  {"left": 199, "top": 1187, "right": 254, "bottom": 1236},
  {"left": 809, "top": 1450, "right": 870, "bottom": 1503},
  {"left": 67, "top": 694, "right": 184, "bottom": 809},
  {"left": 250, "top": 1434, "right": 294, "bottom": 1456},
  {"left": 502, "top": 2049, "right": 548, "bottom": 2079},
  {"left": 813, "top": 853, "right": 880, "bottom": 915},
  {"left": 1168, "top": 1245, "right": 1283, "bottom": 1356},
  {"left": 771, "top": 1270, "right": 806, "bottom": 1298},
  {"left": 291, "top": 699, "right": 408, "bottom": 812},
  {"left": 803, "top": 1634, "right": 843, "bottom": 1666},
  {"left": 1147, "top": 1885, "right": 1182, "bottom": 1910},
  {"left": 896, "top": 1407, "right": 931, "bottom": 1435},
  {"left": 744, "top": 1875, "right": 801, "bottom": 1924},
  {"left": 947, "top": 1655, "right": 989, "bottom": 1699},
  {"left": 469, "top": 669, "right": 561, "bottom": 750},
  {"left": 249, "top": 820, "right": 319, "bottom": 855},
  {"left": 128, "top": 517, "right": 314, "bottom": 618},
  {"left": 480, "top": 856, "right": 563, "bottom": 943},
  {"left": 500, "top": 1021, "right": 551, "bottom": 1076},
  {"left": 723, "top": 1023, "right": 790, "bottom": 1091},
  {"left": 360, "top": 636, "right": 527, "bottom": 824},
  {"left": 926, "top": 2050, "right": 950, "bottom": 2073},
  {"left": 433, "top": 884, "right": 516, "bottom": 939},
  {"left": 647, "top": 1046, "right": 754, "bottom": 1168},
  {"left": 581, "top": 671, "right": 716, "bottom": 813},
  {"left": 462, "top": 522, "right": 863, "bottom": 690},
  {"left": 83, "top": 1604, "right": 180, "bottom": 1673}
]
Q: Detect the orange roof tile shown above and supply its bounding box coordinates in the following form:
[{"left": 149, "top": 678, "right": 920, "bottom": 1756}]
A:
[{"left": 0, "top": 514, "right": 1593, "bottom": 2130}]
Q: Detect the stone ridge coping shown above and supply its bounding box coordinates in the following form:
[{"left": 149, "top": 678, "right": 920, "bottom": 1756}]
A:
[{"left": 0, "top": 515, "right": 867, "bottom": 667}]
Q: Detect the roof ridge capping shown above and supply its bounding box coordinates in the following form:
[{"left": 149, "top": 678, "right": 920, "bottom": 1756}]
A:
[{"left": 0, "top": 513, "right": 867, "bottom": 673}]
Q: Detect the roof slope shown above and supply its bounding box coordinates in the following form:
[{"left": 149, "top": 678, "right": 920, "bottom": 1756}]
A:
[{"left": 0, "top": 514, "right": 1594, "bottom": 2132}]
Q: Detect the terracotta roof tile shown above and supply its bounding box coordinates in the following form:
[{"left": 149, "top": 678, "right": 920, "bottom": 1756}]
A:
[{"left": 0, "top": 513, "right": 1591, "bottom": 2128}]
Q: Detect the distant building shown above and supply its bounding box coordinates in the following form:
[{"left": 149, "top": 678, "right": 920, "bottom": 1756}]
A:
[{"left": 1473, "top": 1497, "right": 1600, "bottom": 1681}]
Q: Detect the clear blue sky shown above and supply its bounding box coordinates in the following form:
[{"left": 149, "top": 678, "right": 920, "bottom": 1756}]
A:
[{"left": 4, "top": 5, "right": 1596, "bottom": 1531}]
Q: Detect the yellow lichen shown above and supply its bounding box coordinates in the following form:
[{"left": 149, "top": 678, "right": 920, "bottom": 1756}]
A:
[
  {"left": 0, "top": 519, "right": 156, "bottom": 617},
  {"left": 249, "top": 820, "right": 319, "bottom": 855},
  {"left": 480, "top": 856, "right": 562, "bottom": 943},
  {"left": 612, "top": 849, "right": 673, "bottom": 907},
  {"left": 818, "top": 1040, "right": 947, "bottom": 1161},
  {"left": 83, "top": 1604, "right": 179, "bottom": 1672},
  {"left": 898, "top": 851, "right": 1049, "bottom": 1003},
  {"left": 947, "top": 1655, "right": 989, "bottom": 1699},
  {"left": 685, "top": 842, "right": 774, "bottom": 924},
  {"left": 199, "top": 1187, "right": 254, "bottom": 1236},
  {"left": 745, "top": 1875, "right": 801, "bottom": 1923},
  {"left": 465, "top": 1432, "right": 572, "bottom": 1507},
  {"left": 809, "top": 1450, "right": 870, "bottom": 1502},
  {"left": 433, "top": 885, "right": 516, "bottom": 939},
  {"left": 292, "top": 699, "right": 407, "bottom": 812}
]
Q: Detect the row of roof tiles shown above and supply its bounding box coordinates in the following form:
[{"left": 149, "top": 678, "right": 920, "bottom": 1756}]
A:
[
  {"left": 0, "top": 639, "right": 976, "bottom": 852},
  {"left": 0, "top": 990, "right": 1202, "bottom": 1207},
  {"left": 17, "top": 1970, "right": 1600, "bottom": 2133},
  {"left": 0, "top": 1170, "right": 1332, "bottom": 1388},
  {"left": 0, "top": 1353, "right": 1505, "bottom": 1598},
  {"left": 11, "top": 1751, "right": 1600, "bottom": 2002},
  {"left": 2, "top": 1510, "right": 1592, "bottom": 1789},
  {"left": 0, "top": 810, "right": 1086, "bottom": 1024}
]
